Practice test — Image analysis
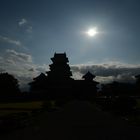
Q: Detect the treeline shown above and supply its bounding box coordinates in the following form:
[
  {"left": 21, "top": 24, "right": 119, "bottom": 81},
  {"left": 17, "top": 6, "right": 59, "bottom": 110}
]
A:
[
  {"left": 0, "top": 73, "right": 20, "bottom": 99},
  {"left": 0, "top": 72, "right": 140, "bottom": 100}
]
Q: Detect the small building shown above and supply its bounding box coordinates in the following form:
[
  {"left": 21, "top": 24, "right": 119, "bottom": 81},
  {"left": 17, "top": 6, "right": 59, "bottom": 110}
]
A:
[
  {"left": 29, "top": 73, "right": 47, "bottom": 92},
  {"left": 82, "top": 71, "right": 95, "bottom": 81},
  {"left": 73, "top": 71, "right": 99, "bottom": 100}
]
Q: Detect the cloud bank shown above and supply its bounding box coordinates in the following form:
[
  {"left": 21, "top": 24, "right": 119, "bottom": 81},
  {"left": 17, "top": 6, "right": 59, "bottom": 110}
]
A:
[
  {"left": 71, "top": 63, "right": 140, "bottom": 83},
  {"left": 0, "top": 49, "right": 39, "bottom": 90},
  {"left": 0, "top": 49, "right": 140, "bottom": 91}
]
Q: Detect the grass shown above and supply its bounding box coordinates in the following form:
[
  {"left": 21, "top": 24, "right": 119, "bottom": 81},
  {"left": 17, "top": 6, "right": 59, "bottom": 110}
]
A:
[
  {"left": 0, "top": 101, "right": 43, "bottom": 109},
  {"left": 0, "top": 101, "right": 43, "bottom": 117}
]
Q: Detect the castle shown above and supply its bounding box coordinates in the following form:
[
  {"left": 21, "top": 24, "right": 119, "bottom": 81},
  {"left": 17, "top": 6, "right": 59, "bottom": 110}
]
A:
[{"left": 29, "top": 53, "right": 99, "bottom": 100}]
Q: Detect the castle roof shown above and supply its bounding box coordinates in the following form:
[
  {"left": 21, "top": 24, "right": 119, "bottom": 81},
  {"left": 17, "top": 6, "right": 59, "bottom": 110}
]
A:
[
  {"left": 51, "top": 53, "right": 69, "bottom": 63},
  {"left": 82, "top": 71, "right": 95, "bottom": 80},
  {"left": 33, "top": 73, "right": 47, "bottom": 81}
]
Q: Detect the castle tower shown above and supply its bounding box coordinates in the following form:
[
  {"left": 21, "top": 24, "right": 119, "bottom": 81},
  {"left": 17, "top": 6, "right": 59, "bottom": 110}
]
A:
[{"left": 46, "top": 53, "right": 73, "bottom": 81}]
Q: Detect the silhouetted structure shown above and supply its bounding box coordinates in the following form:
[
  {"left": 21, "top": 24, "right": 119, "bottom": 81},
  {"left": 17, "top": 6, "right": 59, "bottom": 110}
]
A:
[
  {"left": 82, "top": 71, "right": 95, "bottom": 81},
  {"left": 46, "top": 53, "right": 73, "bottom": 81},
  {"left": 29, "top": 73, "right": 47, "bottom": 92},
  {"left": 45, "top": 53, "right": 74, "bottom": 100},
  {"left": 73, "top": 71, "right": 99, "bottom": 100},
  {"left": 29, "top": 53, "right": 99, "bottom": 101}
]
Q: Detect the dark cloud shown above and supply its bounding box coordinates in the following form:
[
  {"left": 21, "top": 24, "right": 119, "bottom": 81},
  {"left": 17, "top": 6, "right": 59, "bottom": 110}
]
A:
[
  {"left": 71, "top": 63, "right": 140, "bottom": 83},
  {"left": 0, "top": 68, "right": 5, "bottom": 73},
  {"left": 71, "top": 64, "right": 140, "bottom": 77},
  {"left": 28, "top": 68, "right": 35, "bottom": 72}
]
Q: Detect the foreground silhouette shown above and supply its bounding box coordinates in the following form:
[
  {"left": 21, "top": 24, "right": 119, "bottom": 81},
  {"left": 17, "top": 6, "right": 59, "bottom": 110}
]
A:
[
  {"left": 0, "top": 73, "right": 20, "bottom": 100},
  {"left": 29, "top": 53, "right": 99, "bottom": 101}
]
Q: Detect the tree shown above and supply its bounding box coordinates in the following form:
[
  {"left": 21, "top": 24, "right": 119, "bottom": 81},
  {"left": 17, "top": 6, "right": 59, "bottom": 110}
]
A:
[{"left": 0, "top": 72, "right": 20, "bottom": 98}]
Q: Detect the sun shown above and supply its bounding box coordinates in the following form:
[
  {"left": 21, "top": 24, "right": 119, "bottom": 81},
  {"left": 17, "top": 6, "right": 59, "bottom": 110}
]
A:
[{"left": 86, "top": 27, "right": 98, "bottom": 37}]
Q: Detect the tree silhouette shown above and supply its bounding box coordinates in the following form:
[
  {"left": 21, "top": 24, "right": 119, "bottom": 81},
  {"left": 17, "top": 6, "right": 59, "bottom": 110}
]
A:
[{"left": 0, "top": 72, "right": 20, "bottom": 98}]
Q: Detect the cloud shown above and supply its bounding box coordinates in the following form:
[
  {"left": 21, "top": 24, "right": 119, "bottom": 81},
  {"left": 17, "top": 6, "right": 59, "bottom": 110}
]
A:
[
  {"left": 6, "top": 49, "right": 32, "bottom": 62},
  {"left": 18, "top": 18, "right": 27, "bottom": 26},
  {"left": 0, "top": 49, "right": 39, "bottom": 91},
  {"left": 36, "top": 64, "right": 49, "bottom": 73},
  {"left": 29, "top": 68, "right": 35, "bottom": 72},
  {"left": 26, "top": 26, "right": 32, "bottom": 33},
  {"left": 71, "top": 62, "right": 140, "bottom": 83},
  {"left": 0, "top": 35, "right": 22, "bottom": 47},
  {"left": 0, "top": 68, "right": 5, "bottom": 73},
  {"left": 0, "top": 50, "right": 51, "bottom": 91},
  {"left": 18, "top": 18, "right": 32, "bottom": 33}
]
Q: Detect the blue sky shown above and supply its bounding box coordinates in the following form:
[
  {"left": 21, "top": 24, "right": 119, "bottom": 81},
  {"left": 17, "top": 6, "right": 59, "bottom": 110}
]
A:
[{"left": 0, "top": 0, "right": 140, "bottom": 90}]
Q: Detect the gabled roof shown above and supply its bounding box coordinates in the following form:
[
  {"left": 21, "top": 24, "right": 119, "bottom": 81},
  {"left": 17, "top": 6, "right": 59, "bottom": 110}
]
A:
[
  {"left": 33, "top": 73, "right": 47, "bottom": 81},
  {"left": 51, "top": 52, "right": 69, "bottom": 62},
  {"left": 54, "top": 52, "right": 66, "bottom": 57},
  {"left": 82, "top": 71, "right": 95, "bottom": 80}
]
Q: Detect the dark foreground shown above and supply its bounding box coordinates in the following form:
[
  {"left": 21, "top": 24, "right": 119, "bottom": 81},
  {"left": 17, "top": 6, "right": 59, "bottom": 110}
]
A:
[{"left": 0, "top": 100, "right": 140, "bottom": 140}]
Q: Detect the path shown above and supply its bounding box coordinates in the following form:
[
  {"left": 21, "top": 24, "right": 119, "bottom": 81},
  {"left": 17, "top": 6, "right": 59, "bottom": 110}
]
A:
[{"left": 1, "top": 100, "right": 140, "bottom": 140}]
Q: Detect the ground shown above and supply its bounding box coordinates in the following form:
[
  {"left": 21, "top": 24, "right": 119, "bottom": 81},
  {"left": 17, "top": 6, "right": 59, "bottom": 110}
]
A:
[{"left": 0, "top": 100, "right": 140, "bottom": 140}]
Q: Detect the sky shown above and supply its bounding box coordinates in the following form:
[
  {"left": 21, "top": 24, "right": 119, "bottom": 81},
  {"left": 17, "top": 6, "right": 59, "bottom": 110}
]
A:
[{"left": 0, "top": 0, "right": 140, "bottom": 90}]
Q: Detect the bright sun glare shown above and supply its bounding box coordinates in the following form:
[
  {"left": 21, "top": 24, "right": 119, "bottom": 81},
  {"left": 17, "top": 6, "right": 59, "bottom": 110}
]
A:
[{"left": 86, "top": 27, "right": 98, "bottom": 37}]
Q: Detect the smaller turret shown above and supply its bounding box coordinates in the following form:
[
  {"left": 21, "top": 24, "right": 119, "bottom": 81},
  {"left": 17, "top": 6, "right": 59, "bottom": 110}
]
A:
[{"left": 82, "top": 71, "right": 95, "bottom": 81}]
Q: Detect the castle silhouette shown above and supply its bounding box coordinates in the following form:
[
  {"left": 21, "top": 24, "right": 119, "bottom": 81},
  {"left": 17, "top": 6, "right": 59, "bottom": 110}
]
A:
[{"left": 29, "top": 53, "right": 99, "bottom": 100}]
